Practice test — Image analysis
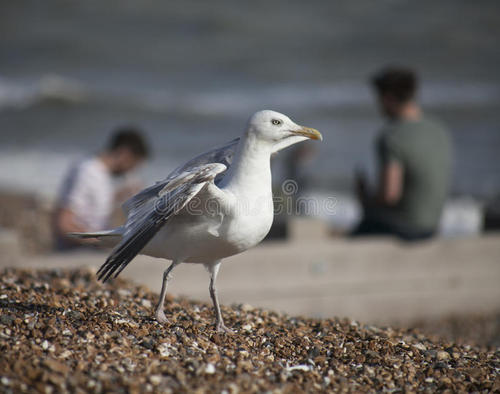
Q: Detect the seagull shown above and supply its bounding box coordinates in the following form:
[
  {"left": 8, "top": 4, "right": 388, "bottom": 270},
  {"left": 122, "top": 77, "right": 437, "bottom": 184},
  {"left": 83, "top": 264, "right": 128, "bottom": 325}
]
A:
[{"left": 72, "top": 110, "right": 322, "bottom": 333}]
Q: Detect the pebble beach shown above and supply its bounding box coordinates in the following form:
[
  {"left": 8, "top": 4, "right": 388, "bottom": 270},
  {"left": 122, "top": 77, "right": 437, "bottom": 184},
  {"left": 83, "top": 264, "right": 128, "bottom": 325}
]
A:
[{"left": 0, "top": 267, "right": 498, "bottom": 393}]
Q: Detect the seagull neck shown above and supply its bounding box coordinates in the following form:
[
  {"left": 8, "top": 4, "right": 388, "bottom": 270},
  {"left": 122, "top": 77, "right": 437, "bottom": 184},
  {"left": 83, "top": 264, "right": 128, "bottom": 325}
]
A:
[{"left": 223, "top": 133, "right": 272, "bottom": 191}]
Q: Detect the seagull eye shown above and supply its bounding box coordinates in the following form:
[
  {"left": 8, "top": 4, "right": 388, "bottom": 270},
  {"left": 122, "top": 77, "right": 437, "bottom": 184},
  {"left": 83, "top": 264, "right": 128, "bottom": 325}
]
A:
[{"left": 271, "top": 119, "right": 282, "bottom": 126}]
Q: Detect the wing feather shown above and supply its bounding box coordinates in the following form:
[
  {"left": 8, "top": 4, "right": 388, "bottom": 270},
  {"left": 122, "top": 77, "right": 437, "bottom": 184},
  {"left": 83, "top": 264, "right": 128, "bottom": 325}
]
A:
[
  {"left": 121, "top": 137, "right": 239, "bottom": 219},
  {"left": 97, "top": 163, "right": 227, "bottom": 282}
]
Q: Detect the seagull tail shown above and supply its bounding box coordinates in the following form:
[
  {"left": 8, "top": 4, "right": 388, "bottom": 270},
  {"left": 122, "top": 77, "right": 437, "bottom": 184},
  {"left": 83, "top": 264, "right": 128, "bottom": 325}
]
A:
[{"left": 68, "top": 227, "right": 124, "bottom": 239}]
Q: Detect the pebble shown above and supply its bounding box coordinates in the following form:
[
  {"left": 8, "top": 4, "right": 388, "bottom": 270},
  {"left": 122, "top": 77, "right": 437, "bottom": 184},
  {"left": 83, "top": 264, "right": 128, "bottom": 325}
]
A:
[
  {"left": 205, "top": 363, "right": 216, "bottom": 374},
  {"left": 66, "top": 310, "right": 83, "bottom": 320},
  {"left": 149, "top": 375, "right": 162, "bottom": 386},
  {"left": 437, "top": 350, "right": 451, "bottom": 361},
  {"left": 240, "top": 304, "right": 254, "bottom": 312},
  {"left": 141, "top": 299, "right": 152, "bottom": 309},
  {"left": 0, "top": 315, "right": 15, "bottom": 325}
]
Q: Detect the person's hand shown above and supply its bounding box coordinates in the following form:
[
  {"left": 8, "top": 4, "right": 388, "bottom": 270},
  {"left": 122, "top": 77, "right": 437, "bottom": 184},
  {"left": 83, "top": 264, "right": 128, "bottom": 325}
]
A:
[
  {"left": 77, "top": 236, "right": 100, "bottom": 246},
  {"left": 55, "top": 207, "right": 101, "bottom": 246}
]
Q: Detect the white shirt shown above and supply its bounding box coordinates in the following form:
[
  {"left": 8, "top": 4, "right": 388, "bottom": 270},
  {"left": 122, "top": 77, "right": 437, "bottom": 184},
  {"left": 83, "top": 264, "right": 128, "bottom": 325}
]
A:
[{"left": 58, "top": 157, "right": 113, "bottom": 231}]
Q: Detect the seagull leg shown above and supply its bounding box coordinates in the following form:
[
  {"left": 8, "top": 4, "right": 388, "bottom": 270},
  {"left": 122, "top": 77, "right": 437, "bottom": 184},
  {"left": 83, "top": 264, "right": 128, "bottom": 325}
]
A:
[
  {"left": 206, "top": 261, "right": 233, "bottom": 334},
  {"left": 155, "top": 260, "right": 180, "bottom": 324}
]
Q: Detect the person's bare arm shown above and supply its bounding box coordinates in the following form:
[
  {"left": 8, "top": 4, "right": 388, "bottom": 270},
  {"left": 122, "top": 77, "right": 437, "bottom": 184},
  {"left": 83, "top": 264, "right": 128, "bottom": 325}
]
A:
[
  {"left": 378, "top": 161, "right": 403, "bottom": 206},
  {"left": 54, "top": 207, "right": 98, "bottom": 245}
]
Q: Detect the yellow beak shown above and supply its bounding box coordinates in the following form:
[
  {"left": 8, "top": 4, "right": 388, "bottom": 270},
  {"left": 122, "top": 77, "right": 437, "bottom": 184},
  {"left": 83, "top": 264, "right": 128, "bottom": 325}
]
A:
[{"left": 293, "top": 126, "right": 323, "bottom": 141}]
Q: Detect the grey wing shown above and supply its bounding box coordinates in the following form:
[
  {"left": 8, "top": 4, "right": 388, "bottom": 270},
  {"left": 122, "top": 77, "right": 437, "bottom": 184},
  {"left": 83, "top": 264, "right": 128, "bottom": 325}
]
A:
[
  {"left": 121, "top": 137, "right": 239, "bottom": 217},
  {"left": 170, "top": 137, "right": 239, "bottom": 183},
  {"left": 97, "top": 163, "right": 227, "bottom": 282}
]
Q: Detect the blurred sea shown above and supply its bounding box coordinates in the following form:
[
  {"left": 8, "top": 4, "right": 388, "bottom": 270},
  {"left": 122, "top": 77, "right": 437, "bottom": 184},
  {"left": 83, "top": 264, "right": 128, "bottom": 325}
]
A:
[{"left": 0, "top": 0, "right": 499, "bottom": 202}]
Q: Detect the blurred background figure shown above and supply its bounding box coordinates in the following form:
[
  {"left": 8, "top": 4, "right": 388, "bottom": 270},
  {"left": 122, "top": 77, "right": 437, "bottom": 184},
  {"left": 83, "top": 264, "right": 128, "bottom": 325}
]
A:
[
  {"left": 52, "top": 128, "right": 150, "bottom": 250},
  {"left": 352, "top": 67, "right": 452, "bottom": 240}
]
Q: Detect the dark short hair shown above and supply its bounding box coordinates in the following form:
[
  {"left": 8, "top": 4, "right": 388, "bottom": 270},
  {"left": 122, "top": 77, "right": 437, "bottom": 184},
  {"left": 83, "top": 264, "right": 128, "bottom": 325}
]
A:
[
  {"left": 371, "top": 66, "right": 418, "bottom": 102},
  {"left": 107, "top": 127, "right": 150, "bottom": 158}
]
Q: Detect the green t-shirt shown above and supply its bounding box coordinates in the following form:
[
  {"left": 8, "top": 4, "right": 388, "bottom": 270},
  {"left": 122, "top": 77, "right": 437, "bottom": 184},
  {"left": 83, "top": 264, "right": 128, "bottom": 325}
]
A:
[{"left": 377, "top": 117, "right": 452, "bottom": 232}]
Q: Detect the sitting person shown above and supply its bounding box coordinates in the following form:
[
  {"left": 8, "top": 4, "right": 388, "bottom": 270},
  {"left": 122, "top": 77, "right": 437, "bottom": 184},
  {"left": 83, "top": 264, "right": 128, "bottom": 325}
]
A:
[
  {"left": 53, "top": 127, "right": 150, "bottom": 250},
  {"left": 353, "top": 66, "right": 452, "bottom": 241}
]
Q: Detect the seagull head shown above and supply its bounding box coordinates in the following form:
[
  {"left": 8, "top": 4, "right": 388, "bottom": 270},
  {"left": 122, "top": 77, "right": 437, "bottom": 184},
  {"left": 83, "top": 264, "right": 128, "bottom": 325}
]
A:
[{"left": 246, "top": 110, "right": 322, "bottom": 150}]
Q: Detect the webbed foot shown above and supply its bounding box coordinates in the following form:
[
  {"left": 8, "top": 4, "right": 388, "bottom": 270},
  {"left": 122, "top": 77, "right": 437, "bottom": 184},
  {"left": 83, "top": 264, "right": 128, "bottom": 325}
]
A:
[
  {"left": 216, "top": 322, "right": 235, "bottom": 334},
  {"left": 155, "top": 309, "right": 168, "bottom": 324}
]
